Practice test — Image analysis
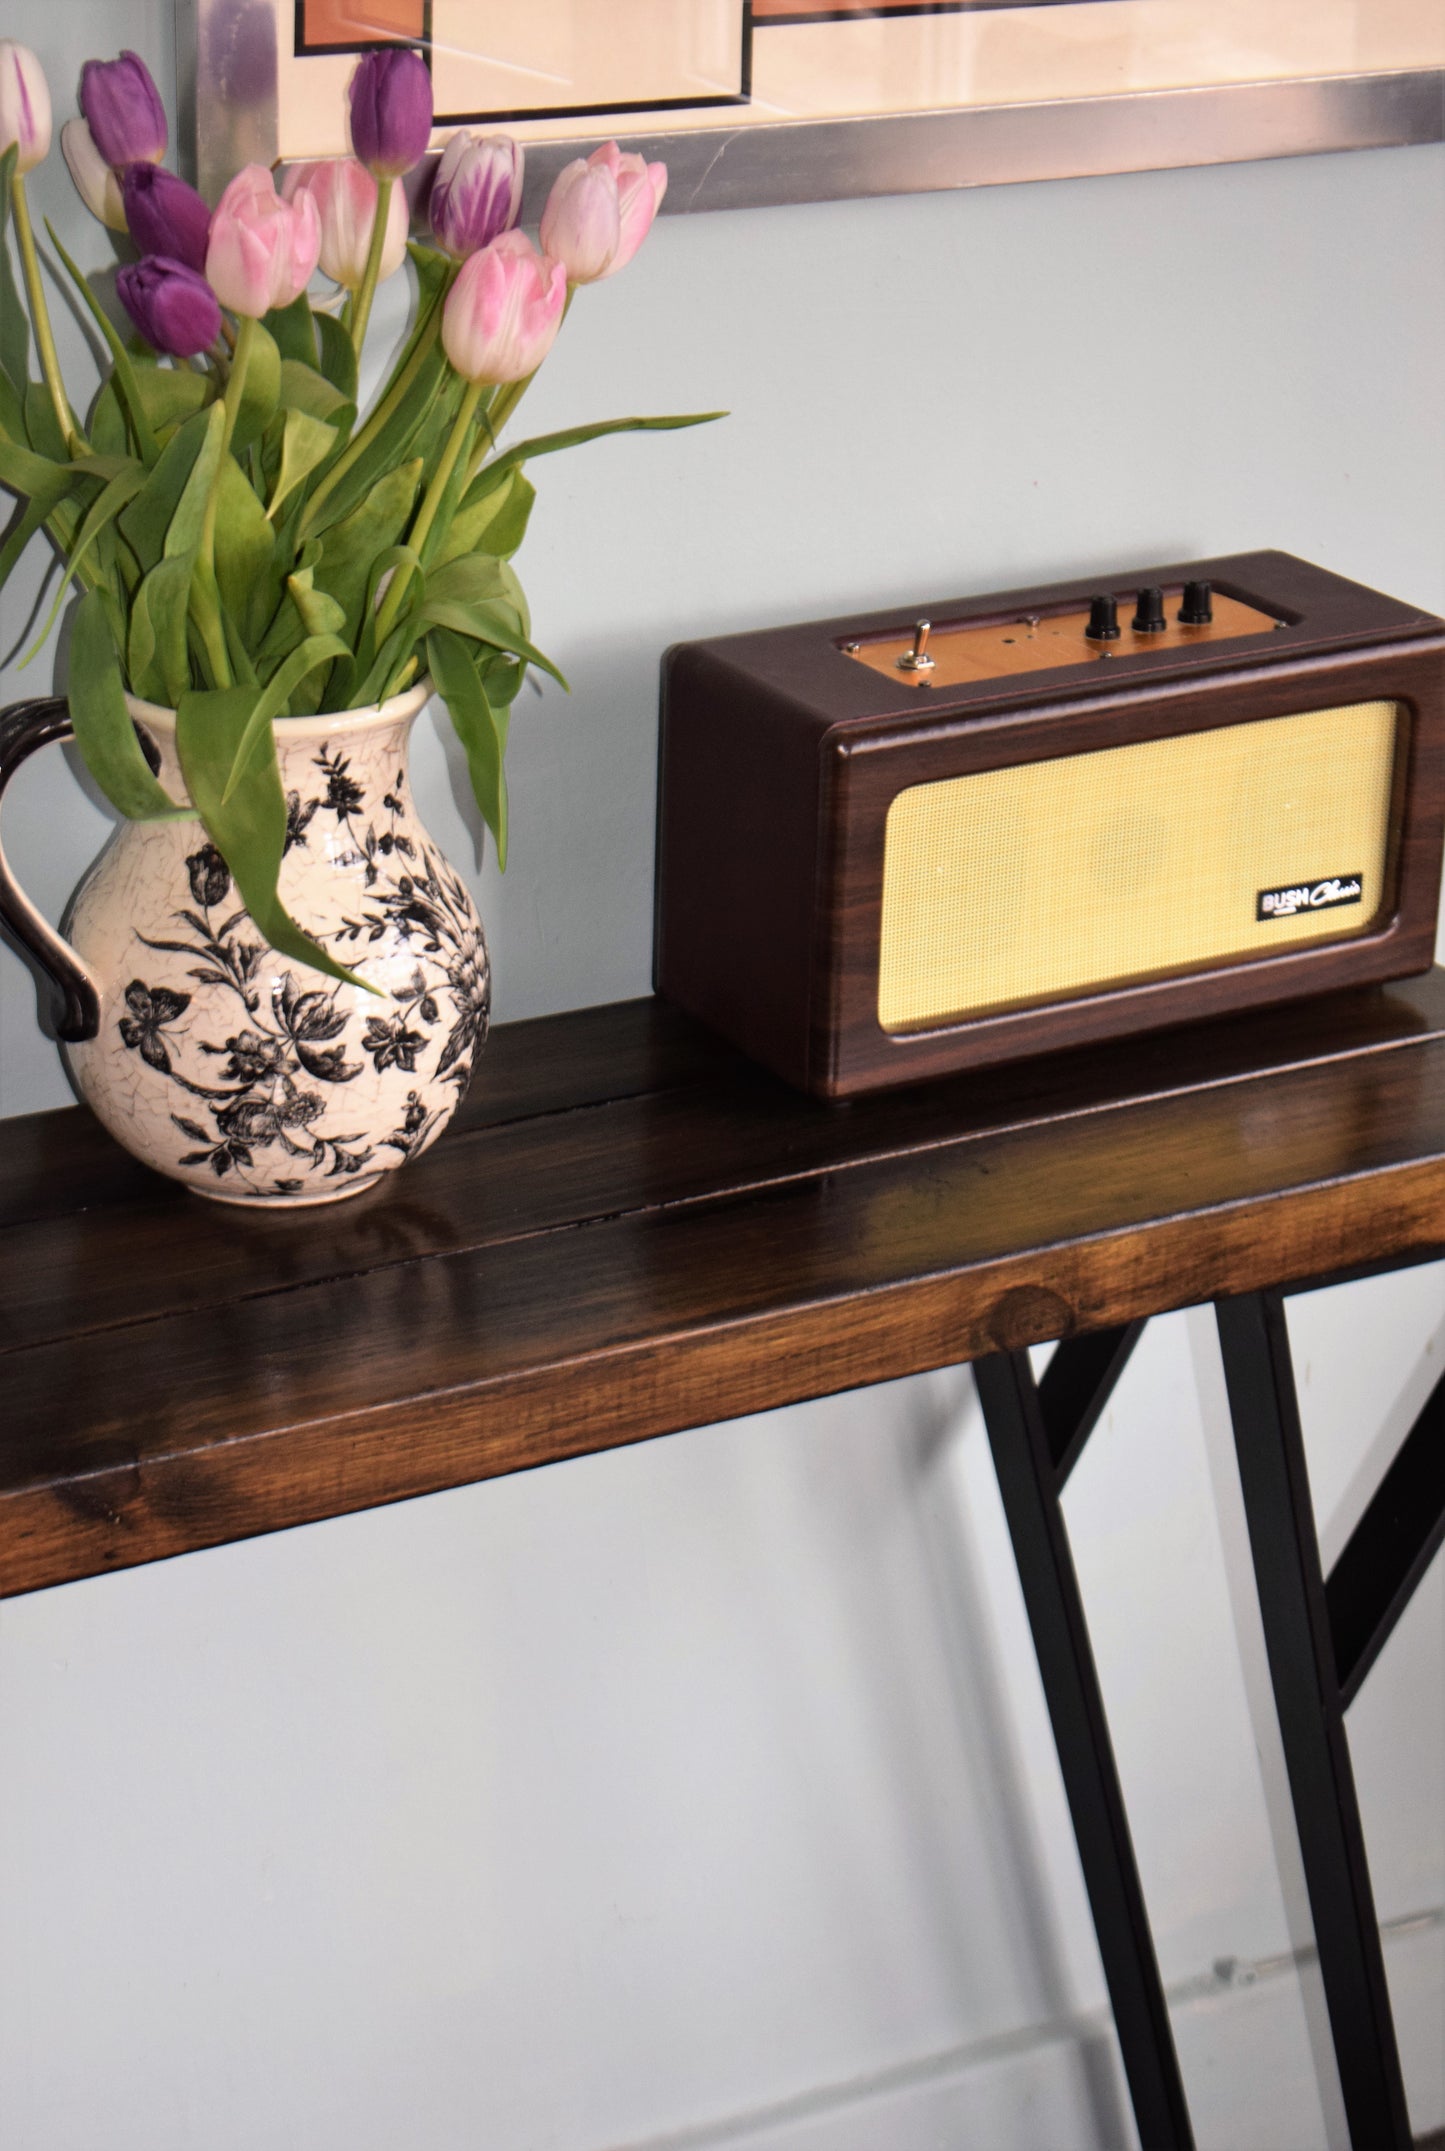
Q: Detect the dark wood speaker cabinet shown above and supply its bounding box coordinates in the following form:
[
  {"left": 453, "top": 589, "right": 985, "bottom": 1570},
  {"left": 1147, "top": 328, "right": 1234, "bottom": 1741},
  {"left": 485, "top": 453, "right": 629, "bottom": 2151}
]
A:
[{"left": 655, "top": 551, "right": 1445, "bottom": 1097}]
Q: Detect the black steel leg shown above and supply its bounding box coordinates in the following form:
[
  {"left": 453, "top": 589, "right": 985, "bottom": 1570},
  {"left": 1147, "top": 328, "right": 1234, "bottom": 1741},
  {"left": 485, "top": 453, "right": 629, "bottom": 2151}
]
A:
[
  {"left": 974, "top": 1348, "right": 1196, "bottom": 2150},
  {"left": 1214, "top": 1290, "right": 1412, "bottom": 2150}
]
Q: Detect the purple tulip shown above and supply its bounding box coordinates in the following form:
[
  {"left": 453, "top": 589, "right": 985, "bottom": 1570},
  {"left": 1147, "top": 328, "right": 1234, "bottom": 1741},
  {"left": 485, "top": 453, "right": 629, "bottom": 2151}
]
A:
[
  {"left": 428, "top": 131, "right": 522, "bottom": 260},
  {"left": 79, "top": 50, "right": 167, "bottom": 170},
  {"left": 348, "top": 47, "right": 432, "bottom": 181},
  {"left": 123, "top": 163, "right": 210, "bottom": 275},
  {"left": 117, "top": 255, "right": 221, "bottom": 359}
]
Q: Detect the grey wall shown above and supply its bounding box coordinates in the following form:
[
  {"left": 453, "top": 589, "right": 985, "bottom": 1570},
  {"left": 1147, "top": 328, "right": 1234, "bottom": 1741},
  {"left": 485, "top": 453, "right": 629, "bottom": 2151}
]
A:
[
  {"left": 5, "top": 115, "right": 1444, "bottom": 1113},
  {"left": 0, "top": 6, "right": 1442, "bottom": 2144}
]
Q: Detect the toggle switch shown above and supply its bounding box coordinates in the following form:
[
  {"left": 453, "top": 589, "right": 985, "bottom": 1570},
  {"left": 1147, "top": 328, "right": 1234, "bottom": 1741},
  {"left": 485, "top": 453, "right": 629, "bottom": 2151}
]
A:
[
  {"left": 1085, "top": 595, "right": 1121, "bottom": 643},
  {"left": 896, "top": 620, "right": 935, "bottom": 673},
  {"left": 1179, "top": 580, "right": 1214, "bottom": 626},
  {"left": 1131, "top": 586, "right": 1167, "bottom": 634}
]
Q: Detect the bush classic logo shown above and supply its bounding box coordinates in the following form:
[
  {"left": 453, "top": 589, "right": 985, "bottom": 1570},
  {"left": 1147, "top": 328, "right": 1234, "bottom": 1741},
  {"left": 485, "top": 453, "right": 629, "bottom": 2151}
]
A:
[{"left": 1257, "top": 873, "right": 1363, "bottom": 922}]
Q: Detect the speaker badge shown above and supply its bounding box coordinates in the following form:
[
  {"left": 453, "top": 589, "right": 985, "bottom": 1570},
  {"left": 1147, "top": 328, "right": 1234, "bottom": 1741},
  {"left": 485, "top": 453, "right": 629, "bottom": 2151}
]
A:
[{"left": 1257, "top": 874, "right": 1363, "bottom": 922}]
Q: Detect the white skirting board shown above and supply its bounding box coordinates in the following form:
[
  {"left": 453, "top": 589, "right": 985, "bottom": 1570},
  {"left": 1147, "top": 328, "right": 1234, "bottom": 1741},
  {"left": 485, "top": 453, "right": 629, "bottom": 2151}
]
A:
[{"left": 605, "top": 1910, "right": 1444, "bottom": 2151}]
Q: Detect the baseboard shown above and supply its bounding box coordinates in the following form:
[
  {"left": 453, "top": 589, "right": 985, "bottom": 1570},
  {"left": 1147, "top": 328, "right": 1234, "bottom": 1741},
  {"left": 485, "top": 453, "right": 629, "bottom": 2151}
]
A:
[{"left": 604, "top": 1907, "right": 1443, "bottom": 2151}]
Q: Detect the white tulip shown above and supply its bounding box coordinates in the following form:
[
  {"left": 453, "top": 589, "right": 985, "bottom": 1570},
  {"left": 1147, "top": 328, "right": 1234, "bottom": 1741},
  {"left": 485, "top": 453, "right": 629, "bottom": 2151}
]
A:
[
  {"left": 61, "top": 117, "right": 127, "bottom": 231},
  {"left": 0, "top": 40, "right": 51, "bottom": 175}
]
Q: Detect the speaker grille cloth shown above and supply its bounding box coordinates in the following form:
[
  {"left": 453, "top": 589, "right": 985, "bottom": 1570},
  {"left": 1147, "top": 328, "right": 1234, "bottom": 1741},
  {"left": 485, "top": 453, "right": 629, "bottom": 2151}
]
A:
[{"left": 878, "top": 700, "right": 1398, "bottom": 1031}]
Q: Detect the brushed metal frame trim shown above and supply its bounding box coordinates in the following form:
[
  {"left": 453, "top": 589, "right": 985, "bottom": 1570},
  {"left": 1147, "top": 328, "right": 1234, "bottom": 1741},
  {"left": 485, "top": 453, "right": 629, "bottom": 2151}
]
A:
[
  {"left": 515, "top": 71, "right": 1445, "bottom": 219},
  {"left": 183, "top": 0, "right": 1443, "bottom": 207}
]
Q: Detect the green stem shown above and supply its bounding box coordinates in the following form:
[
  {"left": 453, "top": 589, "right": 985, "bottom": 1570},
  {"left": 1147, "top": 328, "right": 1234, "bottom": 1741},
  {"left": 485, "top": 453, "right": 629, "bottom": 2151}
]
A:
[
  {"left": 464, "top": 287, "right": 571, "bottom": 482},
  {"left": 10, "top": 174, "right": 78, "bottom": 454},
  {"left": 299, "top": 288, "right": 449, "bottom": 540},
  {"left": 372, "top": 376, "right": 482, "bottom": 650},
  {"left": 463, "top": 362, "right": 546, "bottom": 487},
  {"left": 348, "top": 175, "right": 394, "bottom": 365},
  {"left": 195, "top": 312, "right": 256, "bottom": 690}
]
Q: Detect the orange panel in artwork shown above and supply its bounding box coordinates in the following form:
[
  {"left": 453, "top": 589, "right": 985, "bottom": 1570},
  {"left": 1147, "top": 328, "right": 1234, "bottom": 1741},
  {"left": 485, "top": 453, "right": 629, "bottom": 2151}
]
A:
[{"left": 302, "top": 0, "right": 426, "bottom": 48}]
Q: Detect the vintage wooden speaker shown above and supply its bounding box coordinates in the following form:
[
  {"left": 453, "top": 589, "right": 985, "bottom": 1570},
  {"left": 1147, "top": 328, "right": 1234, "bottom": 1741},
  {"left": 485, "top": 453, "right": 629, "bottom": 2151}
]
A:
[{"left": 654, "top": 551, "right": 1445, "bottom": 1098}]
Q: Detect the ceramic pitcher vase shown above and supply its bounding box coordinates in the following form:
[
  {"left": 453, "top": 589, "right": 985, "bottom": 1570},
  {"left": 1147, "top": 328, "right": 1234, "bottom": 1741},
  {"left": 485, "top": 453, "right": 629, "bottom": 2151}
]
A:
[{"left": 0, "top": 683, "right": 490, "bottom": 1206}]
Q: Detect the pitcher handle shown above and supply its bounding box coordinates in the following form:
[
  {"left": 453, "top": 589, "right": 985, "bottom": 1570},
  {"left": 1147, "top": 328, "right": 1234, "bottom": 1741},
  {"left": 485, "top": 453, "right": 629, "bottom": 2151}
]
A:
[{"left": 0, "top": 696, "right": 101, "bottom": 1042}]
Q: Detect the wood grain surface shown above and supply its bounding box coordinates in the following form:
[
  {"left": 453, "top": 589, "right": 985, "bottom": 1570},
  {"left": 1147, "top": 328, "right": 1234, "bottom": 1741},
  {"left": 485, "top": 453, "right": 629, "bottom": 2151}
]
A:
[
  {"left": 845, "top": 590, "right": 1280, "bottom": 691},
  {"left": 2, "top": 974, "right": 1443, "bottom": 1599}
]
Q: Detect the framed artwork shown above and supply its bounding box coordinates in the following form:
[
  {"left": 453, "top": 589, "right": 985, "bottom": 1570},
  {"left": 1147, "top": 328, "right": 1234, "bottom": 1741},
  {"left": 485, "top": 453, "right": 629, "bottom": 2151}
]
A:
[{"left": 186, "top": 1, "right": 1445, "bottom": 208}]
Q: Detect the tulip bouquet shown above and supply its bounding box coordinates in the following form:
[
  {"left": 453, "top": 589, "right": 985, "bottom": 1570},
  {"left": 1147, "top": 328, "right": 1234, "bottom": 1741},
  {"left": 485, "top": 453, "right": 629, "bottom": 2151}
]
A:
[{"left": 0, "top": 40, "right": 715, "bottom": 988}]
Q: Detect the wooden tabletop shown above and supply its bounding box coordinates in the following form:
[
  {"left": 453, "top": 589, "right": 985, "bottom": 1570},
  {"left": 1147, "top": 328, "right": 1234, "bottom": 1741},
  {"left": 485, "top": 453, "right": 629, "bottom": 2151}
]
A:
[{"left": 3, "top": 973, "right": 1444, "bottom": 1600}]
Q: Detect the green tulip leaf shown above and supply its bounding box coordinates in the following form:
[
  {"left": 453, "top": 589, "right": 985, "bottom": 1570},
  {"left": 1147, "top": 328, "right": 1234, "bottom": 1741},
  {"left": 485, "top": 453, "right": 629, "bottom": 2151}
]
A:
[
  {"left": 315, "top": 309, "right": 359, "bottom": 405},
  {"left": 124, "top": 404, "right": 225, "bottom": 702},
  {"left": 23, "top": 377, "right": 69, "bottom": 462},
  {"left": 0, "top": 364, "right": 24, "bottom": 449},
  {"left": 0, "top": 491, "right": 60, "bottom": 601},
  {"left": 163, "top": 403, "right": 225, "bottom": 562},
  {"left": 405, "top": 242, "right": 452, "bottom": 329},
  {"left": 418, "top": 570, "right": 566, "bottom": 690},
  {"left": 283, "top": 570, "right": 346, "bottom": 644},
  {"left": 21, "top": 460, "right": 148, "bottom": 664},
  {"left": 218, "top": 632, "right": 350, "bottom": 804},
  {"left": 471, "top": 410, "right": 727, "bottom": 494},
  {"left": 364, "top": 243, "right": 450, "bottom": 404},
  {"left": 133, "top": 366, "right": 214, "bottom": 439},
  {"left": 126, "top": 554, "right": 187, "bottom": 705},
  {"left": 214, "top": 455, "right": 278, "bottom": 647},
  {"left": 231, "top": 320, "right": 281, "bottom": 454},
  {"left": 263, "top": 292, "right": 318, "bottom": 370},
  {"left": 268, "top": 408, "right": 339, "bottom": 523},
  {"left": 313, "top": 457, "right": 422, "bottom": 642},
  {"left": 305, "top": 337, "right": 448, "bottom": 537},
  {"left": 0, "top": 147, "right": 29, "bottom": 407},
  {"left": 354, "top": 613, "right": 422, "bottom": 711},
  {"left": 277, "top": 358, "right": 352, "bottom": 428},
  {"left": 423, "top": 553, "right": 510, "bottom": 613},
  {"left": 428, "top": 627, "right": 509, "bottom": 869},
  {"left": 480, "top": 648, "right": 527, "bottom": 708},
  {"left": 87, "top": 381, "right": 129, "bottom": 459},
  {"left": 68, "top": 588, "right": 191, "bottom": 821},
  {"left": 177, "top": 684, "right": 377, "bottom": 994},
  {"left": 220, "top": 604, "right": 259, "bottom": 689},
  {"left": 45, "top": 221, "right": 160, "bottom": 466},
  {"left": 118, "top": 405, "right": 214, "bottom": 574},
  {"left": 437, "top": 467, "right": 534, "bottom": 568},
  {"left": 0, "top": 429, "right": 72, "bottom": 503}
]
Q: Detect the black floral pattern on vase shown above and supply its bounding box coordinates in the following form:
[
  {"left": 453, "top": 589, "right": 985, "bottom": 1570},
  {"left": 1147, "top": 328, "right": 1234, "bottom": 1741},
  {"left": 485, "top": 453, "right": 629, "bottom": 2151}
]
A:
[{"left": 115, "top": 749, "right": 490, "bottom": 1196}]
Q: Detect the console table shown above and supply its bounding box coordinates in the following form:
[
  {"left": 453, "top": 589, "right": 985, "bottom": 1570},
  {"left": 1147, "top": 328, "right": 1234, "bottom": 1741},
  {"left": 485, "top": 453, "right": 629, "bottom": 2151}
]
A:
[{"left": 3, "top": 970, "right": 1444, "bottom": 2150}]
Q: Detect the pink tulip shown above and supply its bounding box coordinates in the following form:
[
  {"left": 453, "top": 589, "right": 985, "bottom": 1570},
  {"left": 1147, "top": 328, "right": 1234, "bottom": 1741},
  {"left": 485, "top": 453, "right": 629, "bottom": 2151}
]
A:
[
  {"left": 587, "top": 141, "right": 667, "bottom": 272},
  {"left": 538, "top": 156, "right": 619, "bottom": 286},
  {"left": 206, "top": 163, "right": 321, "bottom": 318},
  {"left": 283, "top": 157, "right": 406, "bottom": 292},
  {"left": 442, "top": 230, "right": 566, "bottom": 386},
  {"left": 539, "top": 141, "right": 667, "bottom": 286}
]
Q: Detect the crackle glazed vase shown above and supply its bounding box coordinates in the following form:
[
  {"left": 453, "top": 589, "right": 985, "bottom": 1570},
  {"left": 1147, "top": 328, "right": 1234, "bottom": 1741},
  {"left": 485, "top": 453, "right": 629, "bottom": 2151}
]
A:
[{"left": 0, "top": 683, "right": 490, "bottom": 1206}]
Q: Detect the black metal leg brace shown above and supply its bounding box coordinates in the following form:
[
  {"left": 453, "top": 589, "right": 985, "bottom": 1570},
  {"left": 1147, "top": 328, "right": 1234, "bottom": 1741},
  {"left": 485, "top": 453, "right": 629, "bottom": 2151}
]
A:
[
  {"left": 974, "top": 1348, "right": 1196, "bottom": 2150},
  {"left": 1214, "top": 1290, "right": 1412, "bottom": 2150}
]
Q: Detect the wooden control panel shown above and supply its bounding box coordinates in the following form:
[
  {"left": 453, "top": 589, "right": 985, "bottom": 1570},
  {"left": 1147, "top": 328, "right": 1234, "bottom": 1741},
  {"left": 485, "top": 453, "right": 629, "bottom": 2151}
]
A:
[{"left": 843, "top": 586, "right": 1281, "bottom": 690}]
